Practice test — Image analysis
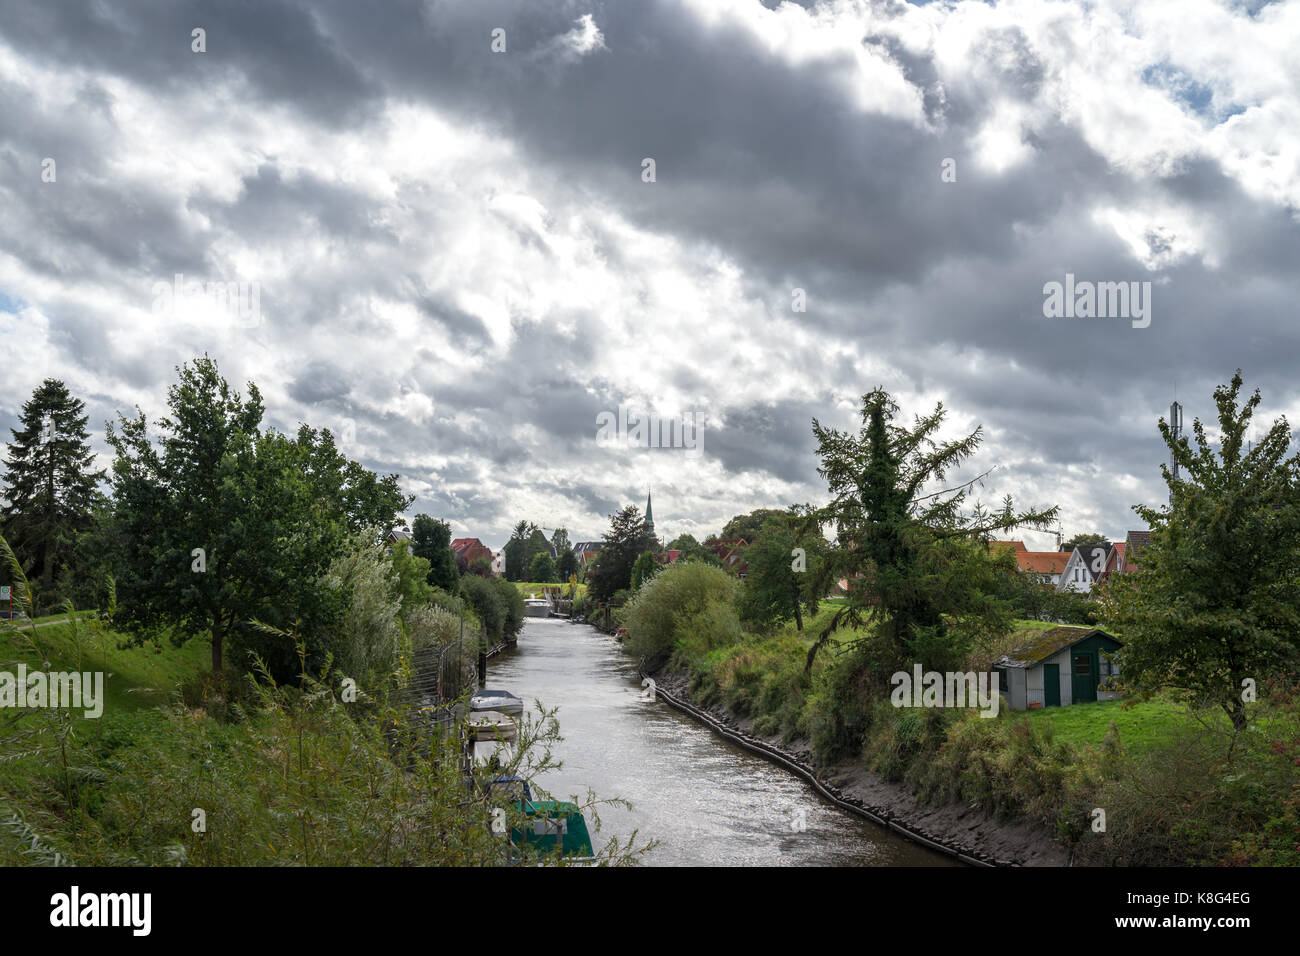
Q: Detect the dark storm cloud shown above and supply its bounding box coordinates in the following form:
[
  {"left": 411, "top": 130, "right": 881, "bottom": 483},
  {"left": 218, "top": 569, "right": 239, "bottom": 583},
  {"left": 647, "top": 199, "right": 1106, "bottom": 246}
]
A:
[{"left": 1, "top": 0, "right": 1297, "bottom": 540}]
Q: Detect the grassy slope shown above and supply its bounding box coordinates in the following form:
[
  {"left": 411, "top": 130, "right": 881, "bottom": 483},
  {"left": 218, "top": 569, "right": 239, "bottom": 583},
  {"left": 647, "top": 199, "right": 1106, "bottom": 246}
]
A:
[{"left": 0, "top": 618, "right": 209, "bottom": 717}]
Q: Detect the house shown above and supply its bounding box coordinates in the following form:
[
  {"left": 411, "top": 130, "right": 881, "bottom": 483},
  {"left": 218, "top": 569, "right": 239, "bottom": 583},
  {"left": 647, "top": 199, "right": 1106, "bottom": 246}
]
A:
[
  {"left": 1058, "top": 544, "right": 1113, "bottom": 593},
  {"left": 384, "top": 528, "right": 412, "bottom": 555},
  {"left": 571, "top": 541, "right": 603, "bottom": 567},
  {"left": 1123, "top": 530, "right": 1150, "bottom": 572},
  {"left": 706, "top": 537, "right": 751, "bottom": 578},
  {"left": 994, "top": 626, "right": 1123, "bottom": 710},
  {"left": 450, "top": 537, "right": 494, "bottom": 572},
  {"left": 656, "top": 549, "right": 682, "bottom": 565},
  {"left": 1018, "top": 550, "right": 1072, "bottom": 586},
  {"left": 991, "top": 541, "right": 1071, "bottom": 586}
]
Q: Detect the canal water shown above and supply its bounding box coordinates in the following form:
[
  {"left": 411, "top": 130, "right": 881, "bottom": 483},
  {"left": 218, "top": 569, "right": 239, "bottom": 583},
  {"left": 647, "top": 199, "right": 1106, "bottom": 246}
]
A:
[{"left": 487, "top": 617, "right": 955, "bottom": 866}]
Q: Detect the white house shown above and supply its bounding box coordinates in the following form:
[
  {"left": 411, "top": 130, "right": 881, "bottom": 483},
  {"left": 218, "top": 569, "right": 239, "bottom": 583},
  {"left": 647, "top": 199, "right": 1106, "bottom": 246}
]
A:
[{"left": 1058, "top": 544, "right": 1112, "bottom": 593}]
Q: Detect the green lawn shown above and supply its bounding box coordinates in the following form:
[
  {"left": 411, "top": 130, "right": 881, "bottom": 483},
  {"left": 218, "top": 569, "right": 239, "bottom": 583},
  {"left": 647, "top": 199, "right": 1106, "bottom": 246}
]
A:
[
  {"left": 0, "top": 618, "right": 209, "bottom": 718},
  {"left": 514, "top": 581, "right": 586, "bottom": 599},
  {"left": 1013, "top": 697, "right": 1188, "bottom": 750}
]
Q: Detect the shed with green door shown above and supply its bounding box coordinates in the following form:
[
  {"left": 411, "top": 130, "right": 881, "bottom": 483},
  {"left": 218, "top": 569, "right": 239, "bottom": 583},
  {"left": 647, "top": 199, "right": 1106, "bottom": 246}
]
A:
[{"left": 993, "top": 627, "right": 1122, "bottom": 711}]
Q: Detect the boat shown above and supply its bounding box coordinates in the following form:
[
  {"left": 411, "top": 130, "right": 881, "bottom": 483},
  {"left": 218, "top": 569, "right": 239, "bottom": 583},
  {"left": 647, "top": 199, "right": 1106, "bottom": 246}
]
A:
[
  {"left": 470, "top": 689, "right": 524, "bottom": 718},
  {"left": 467, "top": 710, "right": 518, "bottom": 769},
  {"left": 486, "top": 776, "right": 594, "bottom": 859},
  {"left": 524, "top": 595, "right": 551, "bottom": 618}
]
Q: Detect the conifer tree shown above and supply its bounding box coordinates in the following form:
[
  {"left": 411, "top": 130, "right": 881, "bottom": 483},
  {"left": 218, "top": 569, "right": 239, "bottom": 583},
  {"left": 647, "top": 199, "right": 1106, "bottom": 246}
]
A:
[{"left": 1, "top": 379, "right": 105, "bottom": 598}]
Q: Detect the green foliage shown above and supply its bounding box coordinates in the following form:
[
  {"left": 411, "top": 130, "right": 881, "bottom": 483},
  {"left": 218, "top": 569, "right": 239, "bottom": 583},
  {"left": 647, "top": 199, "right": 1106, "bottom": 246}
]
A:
[
  {"left": 1063, "top": 532, "right": 1108, "bottom": 549},
  {"left": 719, "top": 509, "right": 788, "bottom": 542},
  {"left": 528, "top": 550, "right": 559, "bottom": 583},
  {"left": 1, "top": 378, "right": 106, "bottom": 608},
  {"left": 588, "top": 506, "right": 657, "bottom": 603},
  {"left": 737, "top": 509, "right": 827, "bottom": 632},
  {"left": 990, "top": 561, "right": 1099, "bottom": 625},
  {"left": 0, "top": 636, "right": 652, "bottom": 865},
  {"left": 557, "top": 548, "right": 578, "bottom": 579},
  {"left": 411, "top": 514, "right": 458, "bottom": 592},
  {"left": 459, "top": 575, "right": 526, "bottom": 645},
  {"left": 629, "top": 551, "right": 660, "bottom": 590},
  {"left": 807, "top": 387, "right": 1057, "bottom": 680},
  {"left": 317, "top": 531, "right": 405, "bottom": 690},
  {"left": 104, "top": 357, "right": 411, "bottom": 678},
  {"left": 622, "top": 561, "right": 739, "bottom": 668},
  {"left": 389, "top": 540, "right": 434, "bottom": 621},
  {"left": 1101, "top": 371, "right": 1300, "bottom": 733}
]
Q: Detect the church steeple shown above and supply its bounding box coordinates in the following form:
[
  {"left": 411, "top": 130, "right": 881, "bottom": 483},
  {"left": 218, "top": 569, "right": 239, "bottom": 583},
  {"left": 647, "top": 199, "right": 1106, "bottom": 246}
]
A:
[{"left": 644, "top": 489, "right": 654, "bottom": 533}]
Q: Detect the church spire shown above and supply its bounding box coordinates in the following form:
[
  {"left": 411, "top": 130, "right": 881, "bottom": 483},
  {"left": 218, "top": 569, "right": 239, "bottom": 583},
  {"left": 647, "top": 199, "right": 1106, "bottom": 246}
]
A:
[{"left": 644, "top": 489, "right": 654, "bottom": 532}]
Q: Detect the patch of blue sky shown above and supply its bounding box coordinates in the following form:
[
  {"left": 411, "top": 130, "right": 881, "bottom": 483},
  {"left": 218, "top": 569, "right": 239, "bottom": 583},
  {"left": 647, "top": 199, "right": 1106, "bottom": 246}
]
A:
[{"left": 1140, "top": 63, "right": 1247, "bottom": 125}]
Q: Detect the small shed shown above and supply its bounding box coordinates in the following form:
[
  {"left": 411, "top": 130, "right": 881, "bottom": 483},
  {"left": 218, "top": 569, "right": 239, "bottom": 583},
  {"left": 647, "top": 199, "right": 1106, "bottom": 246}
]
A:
[{"left": 994, "top": 626, "right": 1122, "bottom": 710}]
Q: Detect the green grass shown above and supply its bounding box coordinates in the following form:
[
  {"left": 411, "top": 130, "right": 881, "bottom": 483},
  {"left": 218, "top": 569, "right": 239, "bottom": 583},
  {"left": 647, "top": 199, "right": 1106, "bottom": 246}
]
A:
[
  {"left": 514, "top": 581, "right": 586, "bottom": 599},
  {"left": 1013, "top": 697, "right": 1188, "bottom": 750},
  {"left": 0, "top": 618, "right": 210, "bottom": 719}
]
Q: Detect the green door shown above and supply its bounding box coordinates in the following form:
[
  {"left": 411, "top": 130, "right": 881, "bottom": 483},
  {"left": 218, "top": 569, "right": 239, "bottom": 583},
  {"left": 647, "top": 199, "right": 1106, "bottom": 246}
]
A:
[
  {"left": 1043, "top": 664, "right": 1060, "bottom": 707},
  {"left": 1072, "top": 652, "right": 1097, "bottom": 703}
]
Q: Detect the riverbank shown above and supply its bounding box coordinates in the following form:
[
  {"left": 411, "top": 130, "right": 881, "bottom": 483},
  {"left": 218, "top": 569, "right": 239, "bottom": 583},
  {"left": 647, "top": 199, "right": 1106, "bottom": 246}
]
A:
[{"left": 647, "top": 667, "right": 1069, "bottom": 867}]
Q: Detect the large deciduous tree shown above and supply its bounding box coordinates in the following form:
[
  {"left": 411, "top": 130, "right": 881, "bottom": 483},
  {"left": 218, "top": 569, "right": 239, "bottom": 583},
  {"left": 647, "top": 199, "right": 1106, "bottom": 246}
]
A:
[
  {"left": 739, "top": 508, "right": 828, "bottom": 632},
  {"left": 1, "top": 379, "right": 105, "bottom": 601},
  {"left": 807, "top": 388, "right": 1057, "bottom": 672},
  {"left": 1100, "top": 372, "right": 1300, "bottom": 735},
  {"left": 412, "top": 514, "right": 459, "bottom": 591},
  {"left": 107, "top": 356, "right": 411, "bottom": 676}
]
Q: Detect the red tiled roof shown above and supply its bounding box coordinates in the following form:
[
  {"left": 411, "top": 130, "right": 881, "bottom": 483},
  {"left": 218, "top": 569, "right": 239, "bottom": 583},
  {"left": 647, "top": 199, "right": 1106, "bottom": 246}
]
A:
[
  {"left": 991, "top": 540, "right": 1028, "bottom": 553},
  {"left": 1017, "top": 551, "right": 1071, "bottom": 574}
]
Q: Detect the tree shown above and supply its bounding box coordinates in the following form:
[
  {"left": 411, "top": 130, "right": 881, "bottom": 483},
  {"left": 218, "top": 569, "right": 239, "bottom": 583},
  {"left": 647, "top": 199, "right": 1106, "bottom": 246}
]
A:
[
  {"left": 666, "top": 532, "right": 720, "bottom": 566},
  {"left": 550, "top": 527, "right": 571, "bottom": 558},
  {"left": 1, "top": 379, "right": 105, "bottom": 602},
  {"left": 720, "top": 509, "right": 787, "bottom": 541},
  {"left": 556, "top": 547, "right": 578, "bottom": 579},
  {"left": 106, "top": 357, "right": 412, "bottom": 676},
  {"left": 588, "top": 506, "right": 656, "bottom": 603},
  {"left": 807, "top": 388, "right": 1057, "bottom": 672},
  {"left": 630, "top": 551, "right": 660, "bottom": 590},
  {"left": 1063, "top": 531, "right": 1109, "bottom": 549},
  {"left": 503, "top": 521, "right": 538, "bottom": 581},
  {"left": 412, "top": 514, "right": 459, "bottom": 591},
  {"left": 739, "top": 509, "right": 828, "bottom": 631},
  {"left": 390, "top": 539, "right": 434, "bottom": 621},
  {"left": 528, "top": 550, "right": 558, "bottom": 583},
  {"left": 1100, "top": 372, "right": 1300, "bottom": 736}
]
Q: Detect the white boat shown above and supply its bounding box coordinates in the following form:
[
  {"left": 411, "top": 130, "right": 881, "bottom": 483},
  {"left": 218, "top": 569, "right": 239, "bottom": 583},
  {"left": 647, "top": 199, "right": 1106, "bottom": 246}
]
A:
[
  {"left": 468, "top": 710, "right": 518, "bottom": 767},
  {"left": 524, "top": 595, "right": 551, "bottom": 618}
]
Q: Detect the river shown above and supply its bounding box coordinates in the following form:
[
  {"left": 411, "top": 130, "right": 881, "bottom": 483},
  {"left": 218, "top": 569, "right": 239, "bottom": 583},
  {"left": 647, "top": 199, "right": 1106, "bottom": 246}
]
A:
[{"left": 486, "top": 617, "right": 955, "bottom": 866}]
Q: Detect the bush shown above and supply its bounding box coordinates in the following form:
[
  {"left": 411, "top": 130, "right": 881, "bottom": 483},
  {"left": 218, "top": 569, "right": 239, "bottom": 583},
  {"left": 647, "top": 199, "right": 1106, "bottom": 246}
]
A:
[
  {"left": 315, "top": 533, "right": 404, "bottom": 690},
  {"left": 459, "top": 575, "right": 526, "bottom": 644},
  {"left": 622, "top": 562, "right": 739, "bottom": 669}
]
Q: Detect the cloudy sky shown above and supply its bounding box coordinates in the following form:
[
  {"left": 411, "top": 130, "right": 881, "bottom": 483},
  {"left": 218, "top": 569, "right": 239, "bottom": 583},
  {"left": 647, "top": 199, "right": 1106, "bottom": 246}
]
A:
[{"left": 1, "top": 0, "right": 1297, "bottom": 550}]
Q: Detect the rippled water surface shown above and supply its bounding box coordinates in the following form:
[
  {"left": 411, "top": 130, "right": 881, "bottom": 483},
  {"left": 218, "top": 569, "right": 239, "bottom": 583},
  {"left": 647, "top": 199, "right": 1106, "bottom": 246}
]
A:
[{"left": 487, "top": 618, "right": 956, "bottom": 866}]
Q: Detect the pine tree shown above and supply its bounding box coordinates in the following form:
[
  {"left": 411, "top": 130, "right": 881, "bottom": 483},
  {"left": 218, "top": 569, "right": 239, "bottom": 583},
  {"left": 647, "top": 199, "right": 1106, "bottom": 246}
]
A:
[{"left": 1, "top": 379, "right": 105, "bottom": 600}]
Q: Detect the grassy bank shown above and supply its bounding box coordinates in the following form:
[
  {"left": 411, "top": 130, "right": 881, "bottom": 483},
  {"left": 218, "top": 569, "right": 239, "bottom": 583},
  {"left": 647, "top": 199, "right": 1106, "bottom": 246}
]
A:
[{"left": 623, "top": 563, "right": 1300, "bottom": 865}]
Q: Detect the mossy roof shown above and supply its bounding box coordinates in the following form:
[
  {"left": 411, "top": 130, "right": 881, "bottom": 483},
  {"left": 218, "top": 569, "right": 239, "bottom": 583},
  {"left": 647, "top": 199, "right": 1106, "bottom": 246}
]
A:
[{"left": 996, "top": 626, "right": 1121, "bottom": 668}]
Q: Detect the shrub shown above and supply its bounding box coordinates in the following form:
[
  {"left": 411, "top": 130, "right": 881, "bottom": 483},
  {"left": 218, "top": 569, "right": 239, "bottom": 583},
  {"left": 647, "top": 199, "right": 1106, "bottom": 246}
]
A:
[{"left": 622, "top": 562, "right": 739, "bottom": 669}]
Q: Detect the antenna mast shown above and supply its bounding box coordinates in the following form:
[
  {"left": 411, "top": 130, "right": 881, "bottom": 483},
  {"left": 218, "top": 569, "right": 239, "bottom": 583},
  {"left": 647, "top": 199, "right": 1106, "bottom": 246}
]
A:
[{"left": 1169, "top": 400, "right": 1184, "bottom": 505}]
